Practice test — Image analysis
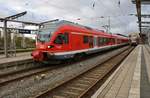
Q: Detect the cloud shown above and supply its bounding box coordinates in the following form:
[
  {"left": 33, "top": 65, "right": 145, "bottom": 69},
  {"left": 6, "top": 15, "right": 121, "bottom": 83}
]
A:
[{"left": 0, "top": 0, "right": 143, "bottom": 35}]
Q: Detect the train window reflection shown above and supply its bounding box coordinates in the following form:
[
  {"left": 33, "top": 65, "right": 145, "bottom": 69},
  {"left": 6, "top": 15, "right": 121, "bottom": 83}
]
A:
[
  {"left": 37, "top": 29, "right": 54, "bottom": 43},
  {"left": 54, "top": 33, "right": 69, "bottom": 44}
]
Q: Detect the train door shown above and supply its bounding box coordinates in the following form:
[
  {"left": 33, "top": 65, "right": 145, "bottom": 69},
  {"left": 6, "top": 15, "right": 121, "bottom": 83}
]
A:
[
  {"left": 93, "top": 36, "right": 98, "bottom": 47},
  {"left": 89, "top": 36, "right": 93, "bottom": 48},
  {"left": 63, "top": 32, "right": 70, "bottom": 50},
  {"left": 53, "top": 32, "right": 70, "bottom": 51}
]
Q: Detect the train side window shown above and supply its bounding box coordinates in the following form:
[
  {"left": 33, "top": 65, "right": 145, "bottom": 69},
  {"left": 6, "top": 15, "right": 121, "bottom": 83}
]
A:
[
  {"left": 107, "top": 38, "right": 110, "bottom": 43},
  {"left": 83, "top": 36, "right": 88, "bottom": 43},
  {"left": 104, "top": 38, "right": 106, "bottom": 43},
  {"left": 100, "top": 38, "right": 104, "bottom": 45},
  {"left": 54, "top": 33, "right": 69, "bottom": 44},
  {"left": 103, "top": 38, "right": 108, "bottom": 44},
  {"left": 98, "top": 37, "right": 101, "bottom": 46},
  {"left": 103, "top": 38, "right": 106, "bottom": 44},
  {"left": 105, "top": 38, "right": 108, "bottom": 43}
]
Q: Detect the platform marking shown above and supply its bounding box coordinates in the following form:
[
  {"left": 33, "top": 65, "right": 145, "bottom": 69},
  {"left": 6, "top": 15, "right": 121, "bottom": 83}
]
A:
[
  {"left": 128, "top": 45, "right": 141, "bottom": 98},
  {"left": 144, "top": 45, "right": 150, "bottom": 82}
]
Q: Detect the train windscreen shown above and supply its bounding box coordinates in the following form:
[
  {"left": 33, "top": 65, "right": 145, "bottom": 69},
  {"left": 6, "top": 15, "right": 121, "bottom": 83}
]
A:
[{"left": 37, "top": 28, "right": 55, "bottom": 43}]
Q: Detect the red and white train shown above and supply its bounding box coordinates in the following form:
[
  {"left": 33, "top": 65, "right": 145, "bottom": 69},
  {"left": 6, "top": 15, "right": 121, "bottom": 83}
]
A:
[{"left": 31, "top": 20, "right": 129, "bottom": 62}]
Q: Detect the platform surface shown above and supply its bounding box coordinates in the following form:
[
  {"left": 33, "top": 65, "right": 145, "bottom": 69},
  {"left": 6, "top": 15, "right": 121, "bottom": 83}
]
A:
[
  {"left": 0, "top": 52, "right": 32, "bottom": 65},
  {"left": 92, "top": 44, "right": 150, "bottom": 98}
]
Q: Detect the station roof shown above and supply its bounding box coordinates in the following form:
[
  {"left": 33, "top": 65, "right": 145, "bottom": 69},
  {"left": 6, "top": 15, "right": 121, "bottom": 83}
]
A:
[
  {"left": 132, "top": 0, "right": 150, "bottom": 4},
  {"left": 132, "top": 0, "right": 150, "bottom": 34}
]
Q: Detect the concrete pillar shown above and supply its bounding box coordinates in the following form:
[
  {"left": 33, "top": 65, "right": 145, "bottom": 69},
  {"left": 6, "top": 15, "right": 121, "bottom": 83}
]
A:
[
  {"left": 4, "top": 20, "right": 8, "bottom": 57},
  {"left": 0, "top": 29, "right": 4, "bottom": 38}
]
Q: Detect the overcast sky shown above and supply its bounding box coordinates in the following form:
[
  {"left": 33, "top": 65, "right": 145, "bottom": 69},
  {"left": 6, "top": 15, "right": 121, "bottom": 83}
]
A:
[{"left": 0, "top": 0, "right": 146, "bottom": 35}]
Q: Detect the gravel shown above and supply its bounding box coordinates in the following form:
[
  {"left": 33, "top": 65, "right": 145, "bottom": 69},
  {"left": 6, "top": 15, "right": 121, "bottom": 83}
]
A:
[{"left": 0, "top": 46, "right": 129, "bottom": 98}]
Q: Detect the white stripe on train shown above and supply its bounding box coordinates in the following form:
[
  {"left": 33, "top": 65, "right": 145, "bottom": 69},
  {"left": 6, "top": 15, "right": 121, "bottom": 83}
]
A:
[{"left": 48, "top": 43, "right": 127, "bottom": 56}]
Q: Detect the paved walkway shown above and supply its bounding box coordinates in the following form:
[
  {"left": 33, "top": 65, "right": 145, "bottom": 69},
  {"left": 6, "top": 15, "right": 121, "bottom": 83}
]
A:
[
  {"left": 92, "top": 45, "right": 150, "bottom": 98},
  {"left": 0, "top": 52, "right": 32, "bottom": 65},
  {"left": 141, "top": 45, "right": 150, "bottom": 98}
]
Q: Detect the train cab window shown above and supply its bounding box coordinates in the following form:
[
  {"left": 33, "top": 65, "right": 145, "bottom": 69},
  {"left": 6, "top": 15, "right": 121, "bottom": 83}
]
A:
[
  {"left": 83, "top": 36, "right": 88, "bottom": 43},
  {"left": 54, "top": 34, "right": 63, "bottom": 44},
  {"left": 54, "top": 33, "right": 69, "bottom": 44}
]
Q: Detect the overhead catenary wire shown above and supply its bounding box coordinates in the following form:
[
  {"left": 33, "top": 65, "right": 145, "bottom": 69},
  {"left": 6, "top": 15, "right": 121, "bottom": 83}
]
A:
[{"left": 94, "top": 0, "right": 134, "bottom": 34}]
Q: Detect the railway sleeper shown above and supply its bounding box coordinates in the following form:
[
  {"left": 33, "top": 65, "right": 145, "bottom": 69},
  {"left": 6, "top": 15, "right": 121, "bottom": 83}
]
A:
[
  {"left": 60, "top": 88, "right": 82, "bottom": 95},
  {"left": 52, "top": 86, "right": 85, "bottom": 97},
  {"left": 82, "top": 75, "right": 100, "bottom": 80},
  {"left": 76, "top": 79, "right": 93, "bottom": 84},
  {"left": 52, "top": 92, "right": 78, "bottom": 98},
  {"left": 50, "top": 87, "right": 81, "bottom": 97},
  {"left": 69, "top": 83, "right": 89, "bottom": 88},
  {"left": 67, "top": 86, "right": 85, "bottom": 91},
  {"left": 63, "top": 83, "right": 89, "bottom": 90},
  {"left": 53, "top": 55, "right": 129, "bottom": 98},
  {"left": 53, "top": 95, "right": 66, "bottom": 98},
  {"left": 89, "top": 69, "right": 106, "bottom": 73},
  {"left": 82, "top": 77, "right": 98, "bottom": 81},
  {"left": 77, "top": 77, "right": 96, "bottom": 83}
]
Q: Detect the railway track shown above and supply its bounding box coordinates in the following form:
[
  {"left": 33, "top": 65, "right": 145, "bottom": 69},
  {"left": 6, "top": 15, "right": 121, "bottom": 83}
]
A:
[
  {"left": 0, "top": 55, "right": 90, "bottom": 87},
  {"left": 0, "top": 61, "right": 47, "bottom": 85},
  {"left": 0, "top": 46, "right": 128, "bottom": 88},
  {"left": 32, "top": 47, "right": 134, "bottom": 98},
  {"left": 0, "top": 46, "right": 132, "bottom": 98},
  {"left": 0, "top": 58, "right": 33, "bottom": 69},
  {"left": 0, "top": 65, "right": 59, "bottom": 87},
  {"left": 0, "top": 62, "right": 38, "bottom": 76},
  {"left": 0, "top": 55, "right": 92, "bottom": 87}
]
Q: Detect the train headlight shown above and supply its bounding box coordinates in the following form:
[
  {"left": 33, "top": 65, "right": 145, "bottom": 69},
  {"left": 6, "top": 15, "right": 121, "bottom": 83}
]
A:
[{"left": 48, "top": 45, "right": 54, "bottom": 48}]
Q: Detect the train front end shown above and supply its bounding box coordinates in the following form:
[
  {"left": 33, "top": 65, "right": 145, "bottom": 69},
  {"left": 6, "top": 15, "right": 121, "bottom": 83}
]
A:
[
  {"left": 31, "top": 42, "right": 55, "bottom": 62},
  {"left": 31, "top": 23, "right": 57, "bottom": 62}
]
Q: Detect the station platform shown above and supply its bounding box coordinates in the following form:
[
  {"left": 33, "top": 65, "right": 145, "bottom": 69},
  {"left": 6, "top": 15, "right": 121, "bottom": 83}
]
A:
[
  {"left": 92, "top": 45, "right": 150, "bottom": 98},
  {"left": 0, "top": 52, "right": 32, "bottom": 66}
]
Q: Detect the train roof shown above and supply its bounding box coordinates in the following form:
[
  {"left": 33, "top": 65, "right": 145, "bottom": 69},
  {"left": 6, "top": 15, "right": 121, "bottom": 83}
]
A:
[
  {"left": 41, "top": 20, "right": 109, "bottom": 36},
  {"left": 41, "top": 20, "right": 102, "bottom": 32},
  {"left": 112, "top": 34, "right": 129, "bottom": 40},
  {"left": 41, "top": 20, "right": 128, "bottom": 39}
]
